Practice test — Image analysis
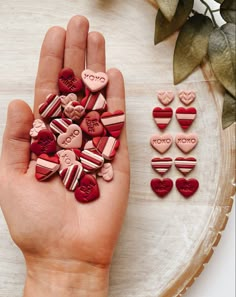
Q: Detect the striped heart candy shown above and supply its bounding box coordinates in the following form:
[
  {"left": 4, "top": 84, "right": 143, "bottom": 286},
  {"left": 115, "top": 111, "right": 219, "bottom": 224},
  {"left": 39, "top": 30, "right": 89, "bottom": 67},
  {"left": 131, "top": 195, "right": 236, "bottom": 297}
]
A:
[
  {"left": 35, "top": 154, "right": 60, "bottom": 181},
  {"left": 157, "top": 91, "right": 174, "bottom": 106},
  {"left": 81, "top": 89, "right": 107, "bottom": 112},
  {"left": 93, "top": 136, "right": 120, "bottom": 160},
  {"left": 176, "top": 107, "right": 197, "bottom": 130},
  {"left": 151, "top": 157, "right": 172, "bottom": 176},
  {"left": 152, "top": 107, "right": 173, "bottom": 130},
  {"left": 59, "top": 163, "right": 83, "bottom": 191},
  {"left": 50, "top": 118, "right": 72, "bottom": 134},
  {"left": 101, "top": 110, "right": 125, "bottom": 138},
  {"left": 39, "top": 94, "right": 62, "bottom": 119},
  {"left": 80, "top": 150, "right": 104, "bottom": 172},
  {"left": 174, "top": 157, "right": 197, "bottom": 175}
]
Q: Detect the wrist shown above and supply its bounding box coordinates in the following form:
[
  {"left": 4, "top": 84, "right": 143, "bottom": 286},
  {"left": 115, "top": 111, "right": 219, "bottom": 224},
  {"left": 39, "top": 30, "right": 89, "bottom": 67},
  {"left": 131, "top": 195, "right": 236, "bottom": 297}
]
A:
[{"left": 24, "top": 256, "right": 109, "bottom": 297}]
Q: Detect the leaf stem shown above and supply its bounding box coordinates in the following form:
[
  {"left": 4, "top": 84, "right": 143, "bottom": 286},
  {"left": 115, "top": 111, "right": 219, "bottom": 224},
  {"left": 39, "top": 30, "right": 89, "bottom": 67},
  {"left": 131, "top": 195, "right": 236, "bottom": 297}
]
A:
[{"left": 199, "top": 0, "right": 218, "bottom": 27}]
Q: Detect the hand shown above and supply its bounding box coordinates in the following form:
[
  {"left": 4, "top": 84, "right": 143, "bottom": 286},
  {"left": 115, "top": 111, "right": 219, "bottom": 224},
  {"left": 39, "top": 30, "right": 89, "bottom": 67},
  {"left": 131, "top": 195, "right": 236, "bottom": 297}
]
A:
[{"left": 0, "top": 15, "right": 130, "bottom": 297}]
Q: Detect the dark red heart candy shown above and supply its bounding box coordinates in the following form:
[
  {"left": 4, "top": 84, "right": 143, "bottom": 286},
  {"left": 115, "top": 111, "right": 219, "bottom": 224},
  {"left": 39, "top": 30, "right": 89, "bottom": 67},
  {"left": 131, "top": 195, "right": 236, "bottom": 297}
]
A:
[
  {"left": 176, "top": 178, "right": 199, "bottom": 198},
  {"left": 74, "top": 174, "right": 100, "bottom": 203},
  {"left": 150, "top": 178, "right": 173, "bottom": 198},
  {"left": 58, "top": 68, "right": 83, "bottom": 94},
  {"left": 31, "top": 129, "right": 57, "bottom": 156},
  {"left": 80, "top": 111, "right": 104, "bottom": 137}
]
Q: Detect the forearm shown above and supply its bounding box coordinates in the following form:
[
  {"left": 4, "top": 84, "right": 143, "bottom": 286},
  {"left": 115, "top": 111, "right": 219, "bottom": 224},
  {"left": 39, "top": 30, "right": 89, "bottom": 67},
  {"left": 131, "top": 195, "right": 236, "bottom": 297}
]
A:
[{"left": 24, "top": 257, "right": 109, "bottom": 297}]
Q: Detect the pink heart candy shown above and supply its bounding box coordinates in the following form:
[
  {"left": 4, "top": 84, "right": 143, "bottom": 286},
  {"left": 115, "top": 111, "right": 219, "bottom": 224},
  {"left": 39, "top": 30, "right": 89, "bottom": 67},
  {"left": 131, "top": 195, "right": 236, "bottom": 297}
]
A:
[
  {"left": 81, "top": 69, "right": 108, "bottom": 92},
  {"left": 30, "top": 119, "right": 46, "bottom": 138},
  {"left": 57, "top": 149, "right": 78, "bottom": 170},
  {"left": 150, "top": 134, "right": 173, "bottom": 154},
  {"left": 178, "top": 90, "right": 196, "bottom": 106},
  {"left": 175, "top": 133, "right": 198, "bottom": 153},
  {"left": 60, "top": 93, "right": 78, "bottom": 108},
  {"left": 57, "top": 124, "right": 82, "bottom": 149},
  {"left": 157, "top": 91, "right": 174, "bottom": 106},
  {"left": 97, "top": 163, "right": 114, "bottom": 181},
  {"left": 64, "top": 101, "right": 85, "bottom": 121}
]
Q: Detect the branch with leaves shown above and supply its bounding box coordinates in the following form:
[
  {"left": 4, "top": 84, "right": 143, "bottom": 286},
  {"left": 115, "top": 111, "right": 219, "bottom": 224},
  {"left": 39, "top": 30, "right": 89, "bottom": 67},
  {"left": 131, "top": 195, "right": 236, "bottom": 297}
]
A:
[{"left": 153, "top": 0, "right": 236, "bottom": 129}]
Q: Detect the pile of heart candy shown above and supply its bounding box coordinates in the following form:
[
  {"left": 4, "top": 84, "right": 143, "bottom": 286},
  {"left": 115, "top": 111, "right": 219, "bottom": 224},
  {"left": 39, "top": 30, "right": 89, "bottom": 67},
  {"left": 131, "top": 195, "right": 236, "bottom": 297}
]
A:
[
  {"left": 30, "top": 68, "right": 125, "bottom": 203},
  {"left": 150, "top": 90, "right": 199, "bottom": 199}
]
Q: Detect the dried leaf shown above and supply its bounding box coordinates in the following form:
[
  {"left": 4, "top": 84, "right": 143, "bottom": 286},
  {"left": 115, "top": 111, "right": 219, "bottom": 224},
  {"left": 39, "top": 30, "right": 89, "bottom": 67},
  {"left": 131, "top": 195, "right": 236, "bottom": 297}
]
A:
[
  {"left": 220, "top": 0, "right": 236, "bottom": 24},
  {"left": 154, "top": 0, "right": 194, "bottom": 45},
  {"left": 208, "top": 23, "right": 236, "bottom": 97},
  {"left": 222, "top": 91, "right": 236, "bottom": 129},
  {"left": 214, "top": 0, "right": 224, "bottom": 3},
  {"left": 156, "top": 0, "right": 179, "bottom": 21},
  {"left": 173, "top": 14, "right": 214, "bottom": 84}
]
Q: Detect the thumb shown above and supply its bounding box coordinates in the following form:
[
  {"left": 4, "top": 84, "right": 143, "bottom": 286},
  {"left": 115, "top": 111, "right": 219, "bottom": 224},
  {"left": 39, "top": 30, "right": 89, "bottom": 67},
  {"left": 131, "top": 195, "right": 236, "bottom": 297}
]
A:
[{"left": 1, "top": 100, "right": 34, "bottom": 174}]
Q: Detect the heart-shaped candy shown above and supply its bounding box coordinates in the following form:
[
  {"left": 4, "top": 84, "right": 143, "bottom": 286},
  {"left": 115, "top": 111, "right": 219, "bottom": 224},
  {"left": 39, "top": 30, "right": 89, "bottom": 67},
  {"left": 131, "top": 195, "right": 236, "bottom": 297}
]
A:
[
  {"left": 101, "top": 110, "right": 125, "bottom": 138},
  {"left": 50, "top": 118, "right": 72, "bottom": 134},
  {"left": 58, "top": 68, "right": 83, "bottom": 94},
  {"left": 150, "top": 178, "right": 173, "bottom": 198},
  {"left": 64, "top": 101, "right": 85, "bottom": 121},
  {"left": 80, "top": 150, "right": 104, "bottom": 172},
  {"left": 174, "top": 157, "right": 197, "bottom": 175},
  {"left": 157, "top": 91, "right": 174, "bottom": 106},
  {"left": 178, "top": 90, "right": 196, "bottom": 106},
  {"left": 57, "top": 124, "right": 82, "bottom": 149},
  {"left": 93, "top": 136, "right": 120, "bottom": 160},
  {"left": 31, "top": 129, "right": 57, "bottom": 156},
  {"left": 150, "top": 134, "right": 173, "bottom": 154},
  {"left": 35, "top": 153, "right": 60, "bottom": 181},
  {"left": 30, "top": 119, "right": 46, "bottom": 138},
  {"left": 151, "top": 157, "right": 172, "bottom": 176},
  {"left": 80, "top": 111, "right": 104, "bottom": 137},
  {"left": 81, "top": 89, "right": 107, "bottom": 112},
  {"left": 60, "top": 93, "right": 78, "bottom": 108},
  {"left": 57, "top": 149, "right": 78, "bottom": 170},
  {"left": 74, "top": 174, "right": 100, "bottom": 203},
  {"left": 59, "top": 163, "right": 84, "bottom": 191},
  {"left": 97, "top": 163, "right": 114, "bottom": 181},
  {"left": 176, "top": 178, "right": 199, "bottom": 198},
  {"left": 176, "top": 107, "right": 197, "bottom": 130},
  {"left": 81, "top": 69, "right": 108, "bottom": 92},
  {"left": 152, "top": 107, "right": 173, "bottom": 130},
  {"left": 175, "top": 133, "right": 198, "bottom": 153},
  {"left": 39, "top": 94, "right": 62, "bottom": 119}
]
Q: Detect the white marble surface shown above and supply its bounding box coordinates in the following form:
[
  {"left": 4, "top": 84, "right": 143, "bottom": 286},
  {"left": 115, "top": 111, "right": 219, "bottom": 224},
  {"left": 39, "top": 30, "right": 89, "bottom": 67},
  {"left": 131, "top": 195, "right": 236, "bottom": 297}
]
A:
[{"left": 0, "top": 1, "right": 235, "bottom": 296}]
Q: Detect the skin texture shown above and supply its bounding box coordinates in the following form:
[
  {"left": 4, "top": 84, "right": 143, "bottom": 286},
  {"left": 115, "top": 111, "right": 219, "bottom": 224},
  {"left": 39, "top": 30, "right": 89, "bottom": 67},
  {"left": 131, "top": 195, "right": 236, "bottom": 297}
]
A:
[{"left": 0, "top": 16, "right": 130, "bottom": 297}]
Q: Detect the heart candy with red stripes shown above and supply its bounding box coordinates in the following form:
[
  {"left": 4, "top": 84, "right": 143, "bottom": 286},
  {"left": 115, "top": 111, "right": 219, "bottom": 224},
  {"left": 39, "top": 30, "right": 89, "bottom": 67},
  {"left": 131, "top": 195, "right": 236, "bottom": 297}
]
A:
[
  {"left": 35, "top": 154, "right": 60, "bottom": 181},
  {"left": 39, "top": 94, "right": 62, "bottom": 119},
  {"left": 50, "top": 118, "right": 73, "bottom": 134},
  {"left": 176, "top": 107, "right": 197, "bottom": 130},
  {"left": 151, "top": 157, "right": 172, "bottom": 176},
  {"left": 58, "top": 68, "right": 83, "bottom": 94},
  {"left": 101, "top": 110, "right": 125, "bottom": 138},
  {"left": 80, "top": 149, "right": 104, "bottom": 172},
  {"left": 59, "top": 163, "right": 84, "bottom": 191},
  {"left": 92, "top": 136, "right": 120, "bottom": 160},
  {"left": 152, "top": 107, "right": 173, "bottom": 130},
  {"left": 174, "top": 157, "right": 197, "bottom": 175},
  {"left": 81, "top": 89, "right": 107, "bottom": 112}
]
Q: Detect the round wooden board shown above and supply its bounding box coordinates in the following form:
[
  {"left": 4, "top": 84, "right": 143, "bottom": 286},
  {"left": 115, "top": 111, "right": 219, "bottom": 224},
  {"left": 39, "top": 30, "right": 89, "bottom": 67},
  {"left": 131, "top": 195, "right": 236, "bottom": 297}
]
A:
[{"left": 0, "top": 1, "right": 235, "bottom": 297}]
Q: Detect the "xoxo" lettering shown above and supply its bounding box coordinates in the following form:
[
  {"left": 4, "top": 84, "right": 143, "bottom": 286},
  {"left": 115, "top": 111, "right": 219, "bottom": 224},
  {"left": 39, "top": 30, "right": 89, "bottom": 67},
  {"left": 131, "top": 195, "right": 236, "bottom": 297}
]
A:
[{"left": 62, "top": 130, "right": 81, "bottom": 146}]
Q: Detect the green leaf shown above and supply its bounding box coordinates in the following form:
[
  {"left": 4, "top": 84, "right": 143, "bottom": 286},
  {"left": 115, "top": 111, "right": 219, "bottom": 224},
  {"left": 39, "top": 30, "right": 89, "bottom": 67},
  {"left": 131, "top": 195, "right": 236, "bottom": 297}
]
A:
[
  {"left": 214, "top": 0, "right": 224, "bottom": 3},
  {"left": 222, "top": 91, "right": 236, "bottom": 129},
  {"left": 154, "top": 0, "right": 194, "bottom": 45},
  {"left": 208, "top": 23, "right": 236, "bottom": 97},
  {"left": 156, "top": 0, "right": 179, "bottom": 21},
  {"left": 220, "top": 0, "right": 236, "bottom": 24},
  {"left": 173, "top": 14, "right": 214, "bottom": 84}
]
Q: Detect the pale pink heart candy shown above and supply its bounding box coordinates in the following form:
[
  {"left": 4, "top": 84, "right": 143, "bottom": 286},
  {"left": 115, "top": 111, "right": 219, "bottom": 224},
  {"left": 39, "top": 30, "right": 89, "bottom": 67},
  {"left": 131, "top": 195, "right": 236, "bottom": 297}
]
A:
[
  {"left": 81, "top": 69, "right": 108, "bottom": 92},
  {"left": 60, "top": 93, "right": 78, "bottom": 107},
  {"left": 150, "top": 134, "right": 173, "bottom": 154},
  {"left": 64, "top": 101, "right": 85, "bottom": 121},
  {"left": 98, "top": 163, "right": 114, "bottom": 181},
  {"left": 57, "top": 149, "right": 78, "bottom": 170},
  {"left": 178, "top": 90, "right": 196, "bottom": 106},
  {"left": 57, "top": 124, "right": 82, "bottom": 149},
  {"left": 84, "top": 140, "right": 96, "bottom": 151},
  {"left": 30, "top": 119, "right": 46, "bottom": 138},
  {"left": 175, "top": 133, "right": 198, "bottom": 153},
  {"left": 157, "top": 91, "right": 175, "bottom": 106}
]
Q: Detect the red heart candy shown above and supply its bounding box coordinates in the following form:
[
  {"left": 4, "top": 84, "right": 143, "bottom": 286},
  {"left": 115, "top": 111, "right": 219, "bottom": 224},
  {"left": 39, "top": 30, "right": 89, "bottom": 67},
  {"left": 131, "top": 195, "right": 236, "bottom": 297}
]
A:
[
  {"left": 74, "top": 174, "right": 100, "bottom": 203},
  {"left": 31, "top": 129, "right": 57, "bottom": 156},
  {"left": 80, "top": 111, "right": 104, "bottom": 137},
  {"left": 58, "top": 68, "right": 83, "bottom": 94},
  {"left": 150, "top": 178, "right": 173, "bottom": 198},
  {"left": 176, "top": 107, "right": 197, "bottom": 130},
  {"left": 151, "top": 157, "right": 172, "bottom": 176},
  {"left": 176, "top": 178, "right": 199, "bottom": 198},
  {"left": 174, "top": 157, "right": 197, "bottom": 175},
  {"left": 93, "top": 136, "right": 120, "bottom": 160},
  {"left": 35, "top": 153, "right": 60, "bottom": 181},
  {"left": 101, "top": 110, "right": 125, "bottom": 138},
  {"left": 152, "top": 107, "right": 173, "bottom": 130}
]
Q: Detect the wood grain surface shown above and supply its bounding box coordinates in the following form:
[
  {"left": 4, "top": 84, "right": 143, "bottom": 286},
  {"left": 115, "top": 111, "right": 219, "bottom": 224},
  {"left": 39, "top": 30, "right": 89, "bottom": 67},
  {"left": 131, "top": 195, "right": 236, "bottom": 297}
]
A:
[{"left": 0, "top": 1, "right": 235, "bottom": 297}]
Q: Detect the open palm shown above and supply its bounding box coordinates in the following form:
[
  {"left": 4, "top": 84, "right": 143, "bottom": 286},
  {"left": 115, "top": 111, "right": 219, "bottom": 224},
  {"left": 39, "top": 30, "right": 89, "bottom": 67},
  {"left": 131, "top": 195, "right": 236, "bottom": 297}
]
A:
[{"left": 0, "top": 15, "right": 130, "bottom": 273}]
